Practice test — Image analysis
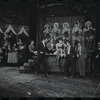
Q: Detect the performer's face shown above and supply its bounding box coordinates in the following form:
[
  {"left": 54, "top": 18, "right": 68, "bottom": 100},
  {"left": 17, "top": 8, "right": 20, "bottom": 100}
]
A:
[
  {"left": 78, "top": 43, "right": 81, "bottom": 47},
  {"left": 66, "top": 42, "right": 70, "bottom": 46},
  {"left": 59, "top": 40, "right": 62, "bottom": 43},
  {"left": 31, "top": 41, "right": 34, "bottom": 44},
  {"left": 54, "top": 24, "right": 58, "bottom": 29},
  {"left": 74, "top": 24, "right": 78, "bottom": 28},
  {"left": 64, "top": 24, "right": 68, "bottom": 28}
]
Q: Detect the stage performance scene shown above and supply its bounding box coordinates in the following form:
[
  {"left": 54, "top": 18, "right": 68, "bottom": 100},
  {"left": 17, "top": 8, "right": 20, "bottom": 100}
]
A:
[{"left": 0, "top": 0, "right": 99, "bottom": 98}]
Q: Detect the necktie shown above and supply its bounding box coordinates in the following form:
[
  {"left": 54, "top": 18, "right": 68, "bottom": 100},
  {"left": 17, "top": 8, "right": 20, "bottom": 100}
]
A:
[{"left": 67, "top": 46, "right": 70, "bottom": 54}]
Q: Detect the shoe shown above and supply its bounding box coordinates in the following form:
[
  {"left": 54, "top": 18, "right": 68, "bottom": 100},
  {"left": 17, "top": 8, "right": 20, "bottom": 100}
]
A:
[
  {"left": 70, "top": 75, "right": 74, "bottom": 79},
  {"left": 45, "top": 74, "right": 49, "bottom": 77}
]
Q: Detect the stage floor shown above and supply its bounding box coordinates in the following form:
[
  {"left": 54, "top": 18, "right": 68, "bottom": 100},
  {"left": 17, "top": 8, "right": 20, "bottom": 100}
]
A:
[{"left": 0, "top": 67, "right": 100, "bottom": 98}]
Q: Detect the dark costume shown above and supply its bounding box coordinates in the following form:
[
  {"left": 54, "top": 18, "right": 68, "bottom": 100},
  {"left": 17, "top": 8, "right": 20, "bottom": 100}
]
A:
[{"left": 36, "top": 41, "right": 48, "bottom": 75}]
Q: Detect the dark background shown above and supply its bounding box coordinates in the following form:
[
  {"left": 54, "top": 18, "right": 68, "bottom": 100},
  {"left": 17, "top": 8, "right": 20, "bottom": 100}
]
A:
[{"left": 0, "top": 0, "right": 99, "bottom": 47}]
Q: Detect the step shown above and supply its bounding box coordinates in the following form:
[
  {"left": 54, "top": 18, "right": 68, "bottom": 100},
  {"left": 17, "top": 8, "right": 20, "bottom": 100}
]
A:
[
  {"left": 23, "top": 63, "right": 30, "bottom": 66},
  {"left": 32, "top": 56, "right": 38, "bottom": 59},
  {"left": 19, "top": 66, "right": 25, "bottom": 73},
  {"left": 28, "top": 59, "right": 34, "bottom": 63}
]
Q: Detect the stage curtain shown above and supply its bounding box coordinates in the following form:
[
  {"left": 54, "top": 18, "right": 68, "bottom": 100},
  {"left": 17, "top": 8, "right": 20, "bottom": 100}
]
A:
[{"left": 36, "top": 9, "right": 47, "bottom": 45}]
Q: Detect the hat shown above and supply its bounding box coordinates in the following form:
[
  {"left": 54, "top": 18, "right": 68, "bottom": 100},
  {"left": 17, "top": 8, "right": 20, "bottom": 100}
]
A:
[
  {"left": 85, "top": 21, "right": 92, "bottom": 27},
  {"left": 54, "top": 23, "right": 59, "bottom": 27},
  {"left": 44, "top": 24, "right": 50, "bottom": 29},
  {"left": 63, "top": 22, "right": 69, "bottom": 28},
  {"left": 74, "top": 21, "right": 80, "bottom": 27}
]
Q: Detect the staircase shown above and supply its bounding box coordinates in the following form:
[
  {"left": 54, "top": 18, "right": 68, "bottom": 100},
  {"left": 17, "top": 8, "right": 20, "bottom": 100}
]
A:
[{"left": 19, "top": 56, "right": 38, "bottom": 73}]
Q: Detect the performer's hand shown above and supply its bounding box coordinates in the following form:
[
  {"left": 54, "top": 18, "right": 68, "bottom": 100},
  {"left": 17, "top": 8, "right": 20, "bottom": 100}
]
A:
[
  {"left": 40, "top": 52, "right": 43, "bottom": 54},
  {"left": 77, "top": 54, "right": 79, "bottom": 57}
]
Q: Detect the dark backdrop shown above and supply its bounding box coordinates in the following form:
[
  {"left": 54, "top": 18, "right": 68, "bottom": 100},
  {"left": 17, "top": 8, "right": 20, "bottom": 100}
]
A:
[{"left": 0, "top": 0, "right": 99, "bottom": 48}]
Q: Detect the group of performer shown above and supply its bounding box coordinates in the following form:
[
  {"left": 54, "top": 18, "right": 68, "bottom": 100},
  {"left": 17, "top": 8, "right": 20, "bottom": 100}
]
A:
[
  {"left": 0, "top": 37, "right": 28, "bottom": 65},
  {"left": 31, "top": 37, "right": 87, "bottom": 78},
  {"left": 43, "top": 21, "right": 95, "bottom": 52},
  {"left": 0, "top": 20, "right": 99, "bottom": 79},
  {"left": 27, "top": 20, "right": 99, "bottom": 78},
  {"left": 29, "top": 38, "right": 100, "bottom": 79}
]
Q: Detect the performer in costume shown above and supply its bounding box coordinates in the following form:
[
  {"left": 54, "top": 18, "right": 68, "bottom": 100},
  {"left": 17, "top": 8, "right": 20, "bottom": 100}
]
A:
[
  {"left": 62, "top": 22, "right": 70, "bottom": 41},
  {"left": 83, "top": 21, "right": 95, "bottom": 52},
  {"left": 51, "top": 23, "right": 61, "bottom": 42},
  {"left": 56, "top": 37, "right": 66, "bottom": 70},
  {"left": 64, "top": 41, "right": 77, "bottom": 78},
  {"left": 36, "top": 37, "right": 49, "bottom": 76},
  {"left": 72, "top": 21, "right": 82, "bottom": 46},
  {"left": 17, "top": 38, "right": 26, "bottom": 65},
  {"left": 43, "top": 24, "right": 51, "bottom": 38}
]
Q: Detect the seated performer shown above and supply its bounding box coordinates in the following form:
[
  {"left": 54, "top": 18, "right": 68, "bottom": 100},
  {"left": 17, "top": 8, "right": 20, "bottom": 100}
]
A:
[
  {"left": 46, "top": 39, "right": 55, "bottom": 54},
  {"left": 29, "top": 40, "right": 35, "bottom": 58},
  {"left": 56, "top": 37, "right": 66, "bottom": 69},
  {"left": 36, "top": 37, "right": 49, "bottom": 76}
]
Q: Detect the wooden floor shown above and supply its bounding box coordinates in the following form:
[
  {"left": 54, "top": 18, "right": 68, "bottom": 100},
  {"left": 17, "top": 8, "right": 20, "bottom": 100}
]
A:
[{"left": 0, "top": 67, "right": 100, "bottom": 98}]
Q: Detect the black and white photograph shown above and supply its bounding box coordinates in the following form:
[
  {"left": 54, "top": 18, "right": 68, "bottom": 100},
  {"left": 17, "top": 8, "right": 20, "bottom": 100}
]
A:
[{"left": 0, "top": 0, "right": 99, "bottom": 98}]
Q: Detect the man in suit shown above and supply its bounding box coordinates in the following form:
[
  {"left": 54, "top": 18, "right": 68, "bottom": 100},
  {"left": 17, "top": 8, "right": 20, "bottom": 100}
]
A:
[
  {"left": 77, "top": 42, "right": 87, "bottom": 77},
  {"left": 91, "top": 42, "right": 100, "bottom": 74},
  {"left": 64, "top": 41, "right": 77, "bottom": 78},
  {"left": 36, "top": 37, "right": 49, "bottom": 76}
]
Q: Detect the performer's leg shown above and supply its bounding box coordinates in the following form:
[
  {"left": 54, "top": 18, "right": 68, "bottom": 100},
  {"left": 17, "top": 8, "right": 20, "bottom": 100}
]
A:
[
  {"left": 37, "top": 56, "right": 42, "bottom": 76},
  {"left": 65, "top": 56, "right": 70, "bottom": 76},
  {"left": 43, "top": 56, "right": 48, "bottom": 75},
  {"left": 70, "top": 58, "right": 75, "bottom": 78}
]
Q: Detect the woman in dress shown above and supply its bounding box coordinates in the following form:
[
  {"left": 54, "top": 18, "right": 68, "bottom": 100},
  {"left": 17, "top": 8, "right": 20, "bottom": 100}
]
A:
[
  {"left": 43, "top": 24, "right": 51, "bottom": 38},
  {"left": 72, "top": 21, "right": 82, "bottom": 46},
  {"left": 83, "top": 21, "right": 95, "bottom": 51},
  {"left": 62, "top": 22, "right": 70, "bottom": 41},
  {"left": 51, "top": 23, "right": 61, "bottom": 42}
]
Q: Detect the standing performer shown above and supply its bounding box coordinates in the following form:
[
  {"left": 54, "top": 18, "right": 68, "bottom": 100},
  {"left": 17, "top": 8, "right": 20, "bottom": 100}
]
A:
[
  {"left": 17, "top": 39, "right": 26, "bottom": 65},
  {"left": 43, "top": 24, "right": 51, "bottom": 38},
  {"left": 56, "top": 37, "right": 66, "bottom": 70},
  {"left": 91, "top": 42, "right": 100, "bottom": 74},
  {"left": 72, "top": 21, "right": 82, "bottom": 46},
  {"left": 36, "top": 37, "right": 49, "bottom": 76},
  {"left": 51, "top": 23, "right": 61, "bottom": 42},
  {"left": 83, "top": 21, "right": 95, "bottom": 52},
  {"left": 62, "top": 22, "right": 70, "bottom": 41},
  {"left": 77, "top": 42, "right": 87, "bottom": 77},
  {"left": 64, "top": 41, "right": 77, "bottom": 78}
]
